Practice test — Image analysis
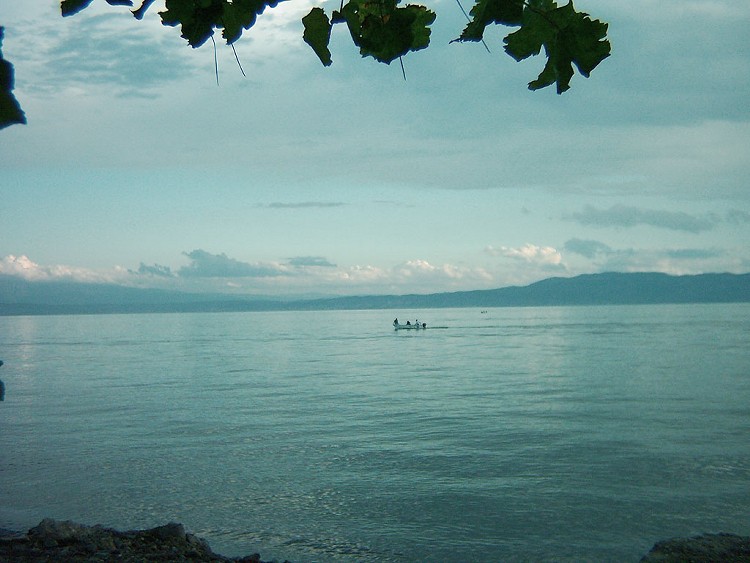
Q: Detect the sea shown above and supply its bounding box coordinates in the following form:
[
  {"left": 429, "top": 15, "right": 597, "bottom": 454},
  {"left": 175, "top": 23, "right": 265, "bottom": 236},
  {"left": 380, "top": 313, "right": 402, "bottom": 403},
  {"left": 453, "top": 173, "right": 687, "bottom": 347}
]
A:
[{"left": 0, "top": 304, "right": 748, "bottom": 562}]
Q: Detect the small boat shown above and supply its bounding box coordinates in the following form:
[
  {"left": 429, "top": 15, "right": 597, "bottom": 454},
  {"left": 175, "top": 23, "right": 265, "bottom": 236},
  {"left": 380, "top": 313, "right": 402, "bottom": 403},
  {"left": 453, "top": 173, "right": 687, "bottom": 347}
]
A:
[{"left": 393, "top": 319, "right": 427, "bottom": 330}]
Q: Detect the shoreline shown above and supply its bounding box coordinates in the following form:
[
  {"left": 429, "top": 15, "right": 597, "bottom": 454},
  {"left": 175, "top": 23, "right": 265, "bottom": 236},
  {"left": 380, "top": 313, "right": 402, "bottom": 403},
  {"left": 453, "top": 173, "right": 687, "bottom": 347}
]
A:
[
  {"left": 0, "top": 519, "right": 281, "bottom": 563},
  {"left": 2, "top": 519, "right": 749, "bottom": 562}
]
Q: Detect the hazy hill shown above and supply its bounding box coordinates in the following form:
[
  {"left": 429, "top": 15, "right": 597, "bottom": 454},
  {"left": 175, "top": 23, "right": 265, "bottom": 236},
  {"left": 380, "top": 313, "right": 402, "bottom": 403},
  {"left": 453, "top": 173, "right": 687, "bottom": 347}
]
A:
[{"left": 1, "top": 272, "right": 749, "bottom": 315}]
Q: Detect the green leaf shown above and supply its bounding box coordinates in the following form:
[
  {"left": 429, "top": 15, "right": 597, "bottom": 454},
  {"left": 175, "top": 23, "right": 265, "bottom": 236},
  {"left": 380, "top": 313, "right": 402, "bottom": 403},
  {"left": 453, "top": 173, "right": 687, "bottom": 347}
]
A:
[
  {"left": 456, "top": 0, "right": 523, "bottom": 42},
  {"left": 561, "top": 6, "right": 610, "bottom": 77},
  {"left": 223, "top": 2, "right": 257, "bottom": 44},
  {"left": 503, "top": 0, "right": 553, "bottom": 61},
  {"left": 302, "top": 7, "right": 333, "bottom": 66},
  {"left": 133, "top": 0, "right": 157, "bottom": 20},
  {"left": 408, "top": 4, "right": 436, "bottom": 51},
  {"left": 61, "top": 0, "right": 95, "bottom": 17},
  {"left": 0, "top": 27, "right": 26, "bottom": 130},
  {"left": 159, "top": 0, "right": 282, "bottom": 48},
  {"left": 505, "top": 0, "right": 610, "bottom": 94},
  {"left": 63, "top": 0, "right": 133, "bottom": 15},
  {"left": 340, "top": 0, "right": 435, "bottom": 64},
  {"left": 222, "top": 0, "right": 281, "bottom": 44},
  {"left": 159, "top": 0, "right": 224, "bottom": 48}
]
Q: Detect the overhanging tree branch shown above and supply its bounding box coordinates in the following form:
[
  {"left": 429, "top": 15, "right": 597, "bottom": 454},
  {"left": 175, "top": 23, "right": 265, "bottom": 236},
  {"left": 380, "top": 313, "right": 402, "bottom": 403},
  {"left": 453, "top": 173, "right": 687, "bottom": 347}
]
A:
[{"left": 0, "top": 0, "right": 611, "bottom": 130}]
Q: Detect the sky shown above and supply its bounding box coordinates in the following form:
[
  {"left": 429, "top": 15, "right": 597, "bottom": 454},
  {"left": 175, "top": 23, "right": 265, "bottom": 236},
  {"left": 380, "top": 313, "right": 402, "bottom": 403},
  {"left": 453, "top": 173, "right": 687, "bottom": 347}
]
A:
[{"left": 1, "top": 0, "right": 749, "bottom": 297}]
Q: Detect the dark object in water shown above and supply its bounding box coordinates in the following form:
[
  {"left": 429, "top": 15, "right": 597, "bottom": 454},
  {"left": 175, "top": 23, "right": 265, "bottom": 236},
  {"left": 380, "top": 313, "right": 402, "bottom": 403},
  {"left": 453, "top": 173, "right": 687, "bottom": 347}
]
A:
[{"left": 640, "top": 532, "right": 750, "bottom": 562}]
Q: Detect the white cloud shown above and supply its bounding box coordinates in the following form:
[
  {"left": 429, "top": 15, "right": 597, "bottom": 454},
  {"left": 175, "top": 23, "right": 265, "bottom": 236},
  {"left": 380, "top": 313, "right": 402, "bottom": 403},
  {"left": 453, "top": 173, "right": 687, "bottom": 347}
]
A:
[
  {"left": 179, "top": 249, "right": 290, "bottom": 278},
  {"left": 0, "top": 255, "right": 43, "bottom": 279},
  {"left": 0, "top": 254, "right": 115, "bottom": 283},
  {"left": 392, "top": 259, "right": 493, "bottom": 285},
  {"left": 169, "top": 253, "right": 498, "bottom": 295},
  {"left": 486, "top": 243, "right": 563, "bottom": 266},
  {"left": 285, "top": 259, "right": 495, "bottom": 294},
  {"left": 0, "top": 250, "right": 497, "bottom": 296}
]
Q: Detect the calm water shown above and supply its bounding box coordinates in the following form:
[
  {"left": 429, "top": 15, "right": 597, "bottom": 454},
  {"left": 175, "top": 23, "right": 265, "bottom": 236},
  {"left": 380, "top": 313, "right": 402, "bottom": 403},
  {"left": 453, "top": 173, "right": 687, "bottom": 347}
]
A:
[{"left": 1, "top": 305, "right": 749, "bottom": 561}]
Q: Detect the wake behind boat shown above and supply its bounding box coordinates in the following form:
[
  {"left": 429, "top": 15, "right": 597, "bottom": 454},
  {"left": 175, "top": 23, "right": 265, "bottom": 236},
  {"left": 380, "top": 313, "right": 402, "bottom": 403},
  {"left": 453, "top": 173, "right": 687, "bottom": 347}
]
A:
[{"left": 393, "top": 318, "right": 427, "bottom": 330}]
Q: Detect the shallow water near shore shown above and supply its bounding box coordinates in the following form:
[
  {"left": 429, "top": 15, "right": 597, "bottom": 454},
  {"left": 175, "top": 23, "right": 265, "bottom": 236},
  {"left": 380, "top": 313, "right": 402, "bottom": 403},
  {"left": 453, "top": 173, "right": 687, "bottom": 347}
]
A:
[{"left": 1, "top": 304, "right": 749, "bottom": 561}]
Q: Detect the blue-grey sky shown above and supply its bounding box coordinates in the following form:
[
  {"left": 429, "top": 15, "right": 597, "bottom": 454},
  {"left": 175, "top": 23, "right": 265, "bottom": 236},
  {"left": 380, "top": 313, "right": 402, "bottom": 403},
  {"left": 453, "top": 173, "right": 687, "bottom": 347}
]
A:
[{"left": 1, "top": 0, "right": 749, "bottom": 296}]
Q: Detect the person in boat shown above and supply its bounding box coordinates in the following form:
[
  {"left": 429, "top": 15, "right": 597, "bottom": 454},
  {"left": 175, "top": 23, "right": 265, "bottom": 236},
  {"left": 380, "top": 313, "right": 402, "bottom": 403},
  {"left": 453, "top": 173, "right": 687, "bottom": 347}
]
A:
[
  {"left": 393, "top": 318, "right": 398, "bottom": 326},
  {"left": 406, "top": 321, "right": 411, "bottom": 325},
  {"left": 415, "top": 319, "right": 420, "bottom": 328}
]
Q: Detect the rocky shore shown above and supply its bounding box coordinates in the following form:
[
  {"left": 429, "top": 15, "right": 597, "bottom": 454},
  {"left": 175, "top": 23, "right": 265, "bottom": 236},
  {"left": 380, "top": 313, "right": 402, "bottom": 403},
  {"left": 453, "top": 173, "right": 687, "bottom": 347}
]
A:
[
  {"left": 639, "top": 532, "right": 750, "bottom": 562},
  {"left": 0, "top": 519, "right": 280, "bottom": 562},
  {"left": 1, "top": 519, "right": 749, "bottom": 562}
]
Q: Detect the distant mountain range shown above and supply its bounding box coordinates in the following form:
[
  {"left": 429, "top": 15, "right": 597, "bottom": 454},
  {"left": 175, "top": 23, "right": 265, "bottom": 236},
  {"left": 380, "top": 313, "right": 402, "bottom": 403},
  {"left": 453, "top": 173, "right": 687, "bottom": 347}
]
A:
[{"left": 1, "top": 272, "right": 749, "bottom": 315}]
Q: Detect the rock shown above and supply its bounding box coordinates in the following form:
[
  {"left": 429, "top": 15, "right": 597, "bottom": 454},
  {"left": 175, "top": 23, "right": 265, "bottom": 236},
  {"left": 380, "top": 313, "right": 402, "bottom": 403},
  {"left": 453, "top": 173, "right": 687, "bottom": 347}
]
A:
[
  {"left": 147, "top": 521, "right": 186, "bottom": 540},
  {"left": 641, "top": 532, "right": 750, "bottom": 562},
  {"left": 0, "top": 519, "right": 283, "bottom": 562},
  {"left": 28, "top": 518, "right": 89, "bottom": 542}
]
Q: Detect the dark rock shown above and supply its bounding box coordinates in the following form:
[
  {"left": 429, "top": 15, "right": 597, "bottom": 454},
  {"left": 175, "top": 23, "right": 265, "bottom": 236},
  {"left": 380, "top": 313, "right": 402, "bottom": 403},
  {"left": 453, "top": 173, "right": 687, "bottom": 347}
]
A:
[
  {"left": 0, "top": 519, "right": 284, "bottom": 562},
  {"left": 29, "top": 518, "right": 89, "bottom": 543},
  {"left": 641, "top": 532, "right": 750, "bottom": 562},
  {"left": 148, "top": 521, "right": 187, "bottom": 540}
]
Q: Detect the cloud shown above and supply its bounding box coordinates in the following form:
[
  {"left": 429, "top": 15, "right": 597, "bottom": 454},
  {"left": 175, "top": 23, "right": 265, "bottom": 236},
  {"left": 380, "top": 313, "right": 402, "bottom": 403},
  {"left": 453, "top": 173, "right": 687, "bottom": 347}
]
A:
[
  {"left": 14, "top": 11, "right": 196, "bottom": 97},
  {"left": 265, "top": 201, "right": 346, "bottom": 209},
  {"left": 0, "top": 254, "right": 114, "bottom": 283},
  {"left": 559, "top": 241, "right": 732, "bottom": 276},
  {"left": 1, "top": 252, "right": 497, "bottom": 296},
  {"left": 563, "top": 238, "right": 726, "bottom": 268},
  {"left": 565, "top": 204, "right": 719, "bottom": 233},
  {"left": 0, "top": 255, "right": 51, "bottom": 281},
  {"left": 594, "top": 247, "right": 733, "bottom": 276},
  {"left": 315, "top": 259, "right": 494, "bottom": 294},
  {"left": 179, "top": 249, "right": 289, "bottom": 278},
  {"left": 130, "top": 262, "right": 175, "bottom": 277},
  {"left": 564, "top": 238, "right": 613, "bottom": 259},
  {"left": 726, "top": 209, "right": 750, "bottom": 225},
  {"left": 486, "top": 243, "right": 564, "bottom": 267},
  {"left": 287, "top": 256, "right": 337, "bottom": 267},
  {"left": 664, "top": 248, "right": 723, "bottom": 260},
  {"left": 389, "top": 259, "right": 494, "bottom": 288},
  {"left": 394, "top": 259, "right": 487, "bottom": 279}
]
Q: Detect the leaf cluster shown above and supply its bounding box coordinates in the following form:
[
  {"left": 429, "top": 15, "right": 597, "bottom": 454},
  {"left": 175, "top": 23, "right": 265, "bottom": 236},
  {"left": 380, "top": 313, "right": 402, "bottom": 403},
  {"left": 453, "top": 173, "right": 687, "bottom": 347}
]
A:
[
  {"left": 60, "top": 0, "right": 609, "bottom": 91},
  {"left": 62, "top": 0, "right": 282, "bottom": 47},
  {"left": 303, "top": 0, "right": 436, "bottom": 66},
  {"left": 456, "top": 0, "right": 609, "bottom": 93},
  {"left": 0, "top": 0, "right": 612, "bottom": 129}
]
